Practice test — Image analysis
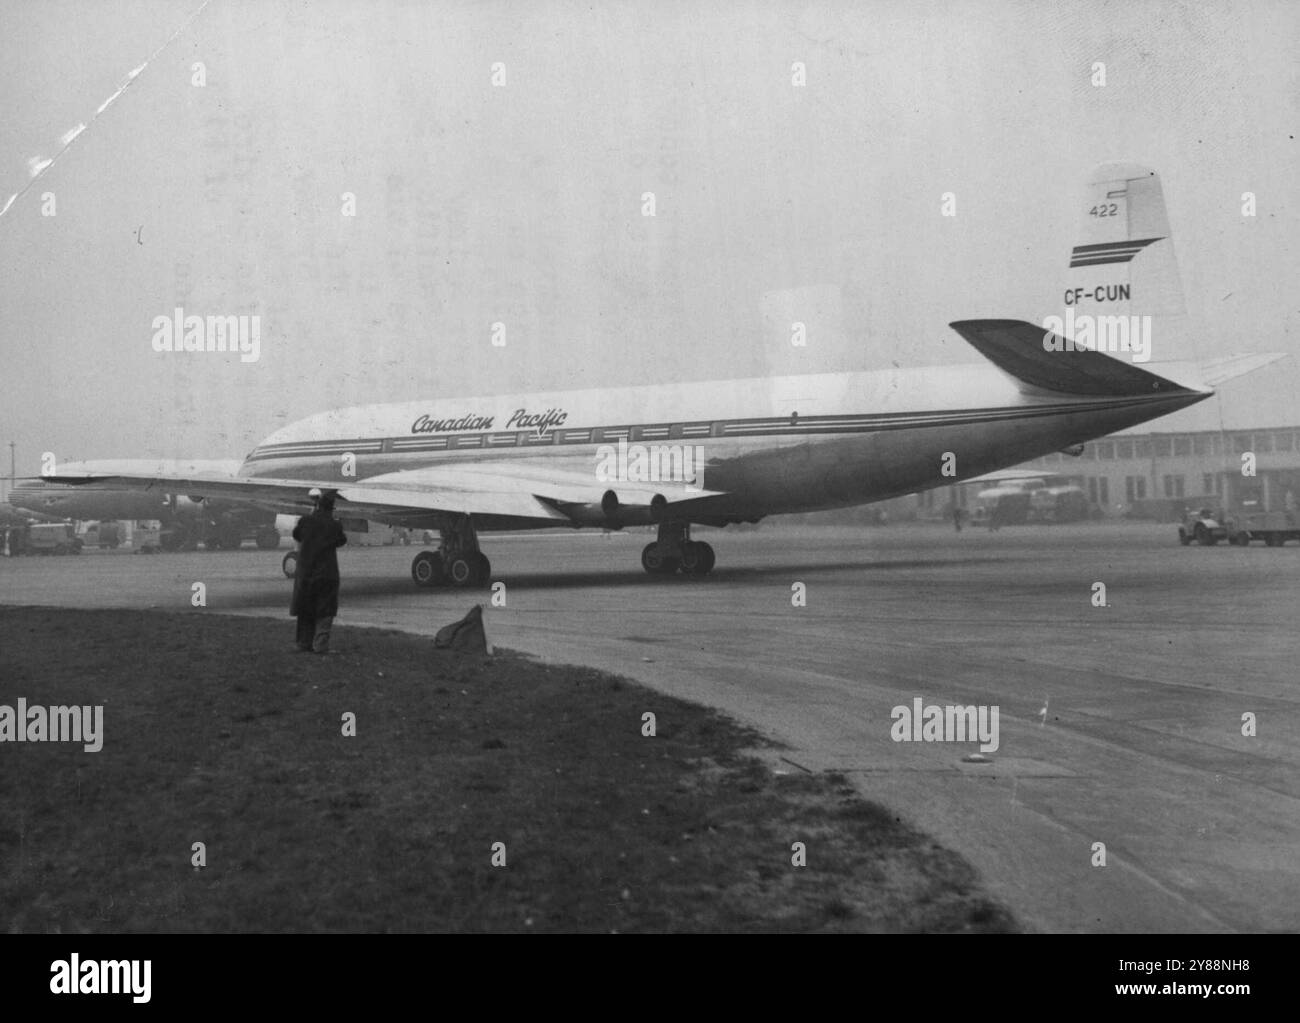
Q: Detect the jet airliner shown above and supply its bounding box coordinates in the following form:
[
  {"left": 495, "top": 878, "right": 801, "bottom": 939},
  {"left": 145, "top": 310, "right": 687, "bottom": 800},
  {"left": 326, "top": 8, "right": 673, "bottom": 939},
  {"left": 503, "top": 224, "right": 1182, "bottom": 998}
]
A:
[{"left": 42, "top": 164, "right": 1279, "bottom": 586}]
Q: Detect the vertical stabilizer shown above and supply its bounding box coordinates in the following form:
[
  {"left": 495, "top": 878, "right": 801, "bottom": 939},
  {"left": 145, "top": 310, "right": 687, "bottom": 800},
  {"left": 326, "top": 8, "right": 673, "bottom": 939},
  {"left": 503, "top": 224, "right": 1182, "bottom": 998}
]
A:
[{"left": 1058, "top": 164, "right": 1188, "bottom": 361}]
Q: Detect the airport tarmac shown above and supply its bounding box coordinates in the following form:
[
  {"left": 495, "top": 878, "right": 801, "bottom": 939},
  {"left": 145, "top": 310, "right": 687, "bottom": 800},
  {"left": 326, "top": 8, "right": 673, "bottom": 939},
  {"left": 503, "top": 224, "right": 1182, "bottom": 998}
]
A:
[{"left": 2, "top": 522, "right": 1297, "bottom": 933}]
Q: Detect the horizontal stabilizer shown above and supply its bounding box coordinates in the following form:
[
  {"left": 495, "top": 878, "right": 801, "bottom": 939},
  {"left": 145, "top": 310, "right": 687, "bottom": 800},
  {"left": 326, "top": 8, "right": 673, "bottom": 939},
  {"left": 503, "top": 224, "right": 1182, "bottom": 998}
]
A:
[
  {"left": 948, "top": 319, "right": 1193, "bottom": 397},
  {"left": 1187, "top": 352, "right": 1287, "bottom": 388}
]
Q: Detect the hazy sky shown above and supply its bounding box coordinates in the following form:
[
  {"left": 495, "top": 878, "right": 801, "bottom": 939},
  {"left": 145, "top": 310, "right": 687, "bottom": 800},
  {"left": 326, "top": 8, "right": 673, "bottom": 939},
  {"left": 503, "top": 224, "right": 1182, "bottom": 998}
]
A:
[{"left": 1, "top": 0, "right": 1297, "bottom": 475}]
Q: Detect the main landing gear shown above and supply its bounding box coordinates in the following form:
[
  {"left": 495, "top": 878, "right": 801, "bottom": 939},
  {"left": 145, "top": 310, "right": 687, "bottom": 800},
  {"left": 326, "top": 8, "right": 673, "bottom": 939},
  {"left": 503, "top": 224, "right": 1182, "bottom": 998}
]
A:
[
  {"left": 641, "top": 521, "right": 715, "bottom": 577},
  {"left": 411, "top": 514, "right": 492, "bottom": 588}
]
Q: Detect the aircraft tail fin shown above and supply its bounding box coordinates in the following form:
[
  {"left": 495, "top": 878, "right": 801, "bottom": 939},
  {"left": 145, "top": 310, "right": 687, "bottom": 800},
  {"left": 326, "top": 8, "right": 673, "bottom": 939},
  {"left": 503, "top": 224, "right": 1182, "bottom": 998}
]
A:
[{"left": 1055, "top": 163, "right": 1187, "bottom": 360}]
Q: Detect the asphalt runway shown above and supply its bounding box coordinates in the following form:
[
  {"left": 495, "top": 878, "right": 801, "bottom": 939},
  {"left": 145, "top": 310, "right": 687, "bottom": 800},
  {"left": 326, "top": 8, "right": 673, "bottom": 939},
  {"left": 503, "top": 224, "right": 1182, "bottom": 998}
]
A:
[{"left": 3, "top": 522, "right": 1297, "bottom": 933}]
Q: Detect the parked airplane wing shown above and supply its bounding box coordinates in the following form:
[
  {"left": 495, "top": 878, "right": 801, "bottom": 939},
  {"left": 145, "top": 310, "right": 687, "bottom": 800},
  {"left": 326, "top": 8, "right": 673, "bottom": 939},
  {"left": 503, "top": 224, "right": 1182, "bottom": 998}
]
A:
[
  {"left": 43, "top": 460, "right": 727, "bottom": 528},
  {"left": 359, "top": 464, "right": 725, "bottom": 506}
]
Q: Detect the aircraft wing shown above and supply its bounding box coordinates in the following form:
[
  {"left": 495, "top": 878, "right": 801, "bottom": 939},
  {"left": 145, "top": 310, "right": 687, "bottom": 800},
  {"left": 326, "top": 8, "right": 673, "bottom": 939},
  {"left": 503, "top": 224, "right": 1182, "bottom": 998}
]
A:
[{"left": 44, "top": 461, "right": 727, "bottom": 527}]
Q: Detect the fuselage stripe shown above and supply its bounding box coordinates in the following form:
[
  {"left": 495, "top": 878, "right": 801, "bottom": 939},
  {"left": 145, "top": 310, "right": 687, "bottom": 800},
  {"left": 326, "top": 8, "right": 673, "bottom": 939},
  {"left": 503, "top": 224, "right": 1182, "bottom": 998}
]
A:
[{"left": 243, "top": 394, "right": 1178, "bottom": 465}]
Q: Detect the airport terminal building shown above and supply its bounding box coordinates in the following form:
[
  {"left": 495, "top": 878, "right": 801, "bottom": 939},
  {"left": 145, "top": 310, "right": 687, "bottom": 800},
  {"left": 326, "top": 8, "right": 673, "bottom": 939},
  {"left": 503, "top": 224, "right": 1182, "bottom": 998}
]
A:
[
  {"left": 904, "top": 369, "right": 1300, "bottom": 523},
  {"left": 1014, "top": 426, "right": 1300, "bottom": 519},
  {"left": 913, "top": 423, "right": 1300, "bottom": 523}
]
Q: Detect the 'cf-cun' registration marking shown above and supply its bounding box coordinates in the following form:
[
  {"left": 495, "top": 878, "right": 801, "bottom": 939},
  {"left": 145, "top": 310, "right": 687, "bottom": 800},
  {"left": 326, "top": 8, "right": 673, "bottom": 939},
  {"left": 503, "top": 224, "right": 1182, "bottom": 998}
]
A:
[{"left": 1064, "top": 284, "right": 1131, "bottom": 305}]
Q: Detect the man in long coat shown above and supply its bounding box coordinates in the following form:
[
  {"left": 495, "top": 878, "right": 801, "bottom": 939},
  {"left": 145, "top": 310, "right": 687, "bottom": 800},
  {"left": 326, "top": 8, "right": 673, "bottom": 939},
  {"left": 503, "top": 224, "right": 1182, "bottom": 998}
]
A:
[{"left": 291, "top": 490, "right": 348, "bottom": 653}]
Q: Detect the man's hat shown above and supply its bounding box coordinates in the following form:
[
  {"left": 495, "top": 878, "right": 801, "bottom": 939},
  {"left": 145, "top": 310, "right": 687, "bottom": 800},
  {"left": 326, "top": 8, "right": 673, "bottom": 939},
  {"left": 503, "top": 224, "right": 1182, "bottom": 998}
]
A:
[{"left": 308, "top": 488, "right": 322, "bottom": 501}]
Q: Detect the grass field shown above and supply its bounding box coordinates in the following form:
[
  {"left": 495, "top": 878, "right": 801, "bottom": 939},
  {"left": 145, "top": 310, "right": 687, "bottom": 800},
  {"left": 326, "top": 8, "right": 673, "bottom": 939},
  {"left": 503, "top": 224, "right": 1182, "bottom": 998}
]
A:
[{"left": 0, "top": 607, "right": 1015, "bottom": 932}]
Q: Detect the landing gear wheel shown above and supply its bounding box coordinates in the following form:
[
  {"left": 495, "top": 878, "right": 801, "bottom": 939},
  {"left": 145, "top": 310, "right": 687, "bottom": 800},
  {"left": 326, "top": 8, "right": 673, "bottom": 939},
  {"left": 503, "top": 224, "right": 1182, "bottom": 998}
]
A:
[
  {"left": 680, "top": 540, "right": 716, "bottom": 576},
  {"left": 642, "top": 543, "right": 678, "bottom": 574},
  {"left": 411, "top": 551, "right": 445, "bottom": 587},
  {"left": 282, "top": 550, "right": 298, "bottom": 578},
  {"left": 256, "top": 526, "right": 281, "bottom": 550},
  {"left": 446, "top": 554, "right": 488, "bottom": 587}
]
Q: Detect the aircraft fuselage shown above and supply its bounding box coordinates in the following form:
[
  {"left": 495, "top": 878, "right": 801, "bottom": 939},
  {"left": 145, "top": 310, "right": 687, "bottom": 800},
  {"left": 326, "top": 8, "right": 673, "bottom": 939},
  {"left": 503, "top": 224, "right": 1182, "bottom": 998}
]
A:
[{"left": 237, "top": 363, "right": 1206, "bottom": 528}]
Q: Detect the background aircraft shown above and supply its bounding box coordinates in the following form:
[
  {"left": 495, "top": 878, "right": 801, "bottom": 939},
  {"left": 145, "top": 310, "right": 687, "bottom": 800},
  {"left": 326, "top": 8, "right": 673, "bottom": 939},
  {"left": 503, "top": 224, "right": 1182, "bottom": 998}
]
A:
[{"left": 12, "top": 461, "right": 281, "bottom": 550}]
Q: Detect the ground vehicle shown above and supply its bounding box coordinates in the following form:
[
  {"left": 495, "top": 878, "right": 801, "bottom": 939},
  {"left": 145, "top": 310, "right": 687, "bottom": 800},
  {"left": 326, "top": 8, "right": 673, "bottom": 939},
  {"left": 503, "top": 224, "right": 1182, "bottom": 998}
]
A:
[
  {"left": 132, "top": 521, "right": 163, "bottom": 553},
  {"left": 159, "top": 518, "right": 282, "bottom": 551},
  {"left": 1027, "top": 485, "right": 1089, "bottom": 523},
  {"left": 1227, "top": 511, "right": 1300, "bottom": 547},
  {"left": 23, "top": 523, "right": 84, "bottom": 555},
  {"left": 1177, "top": 508, "right": 1228, "bottom": 546},
  {"left": 78, "top": 521, "right": 122, "bottom": 548},
  {"left": 971, "top": 486, "right": 1034, "bottom": 528}
]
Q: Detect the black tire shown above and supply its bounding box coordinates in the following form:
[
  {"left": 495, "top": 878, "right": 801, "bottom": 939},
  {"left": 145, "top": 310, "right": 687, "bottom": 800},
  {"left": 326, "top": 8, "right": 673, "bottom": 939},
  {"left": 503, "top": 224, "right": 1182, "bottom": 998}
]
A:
[
  {"left": 680, "top": 541, "right": 716, "bottom": 576},
  {"left": 1178, "top": 529, "right": 1191, "bottom": 546},
  {"left": 1195, "top": 524, "right": 1214, "bottom": 546},
  {"left": 256, "top": 527, "right": 281, "bottom": 550},
  {"left": 445, "top": 554, "right": 480, "bottom": 587},
  {"left": 411, "top": 550, "right": 444, "bottom": 587},
  {"left": 641, "top": 543, "right": 679, "bottom": 575}
]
